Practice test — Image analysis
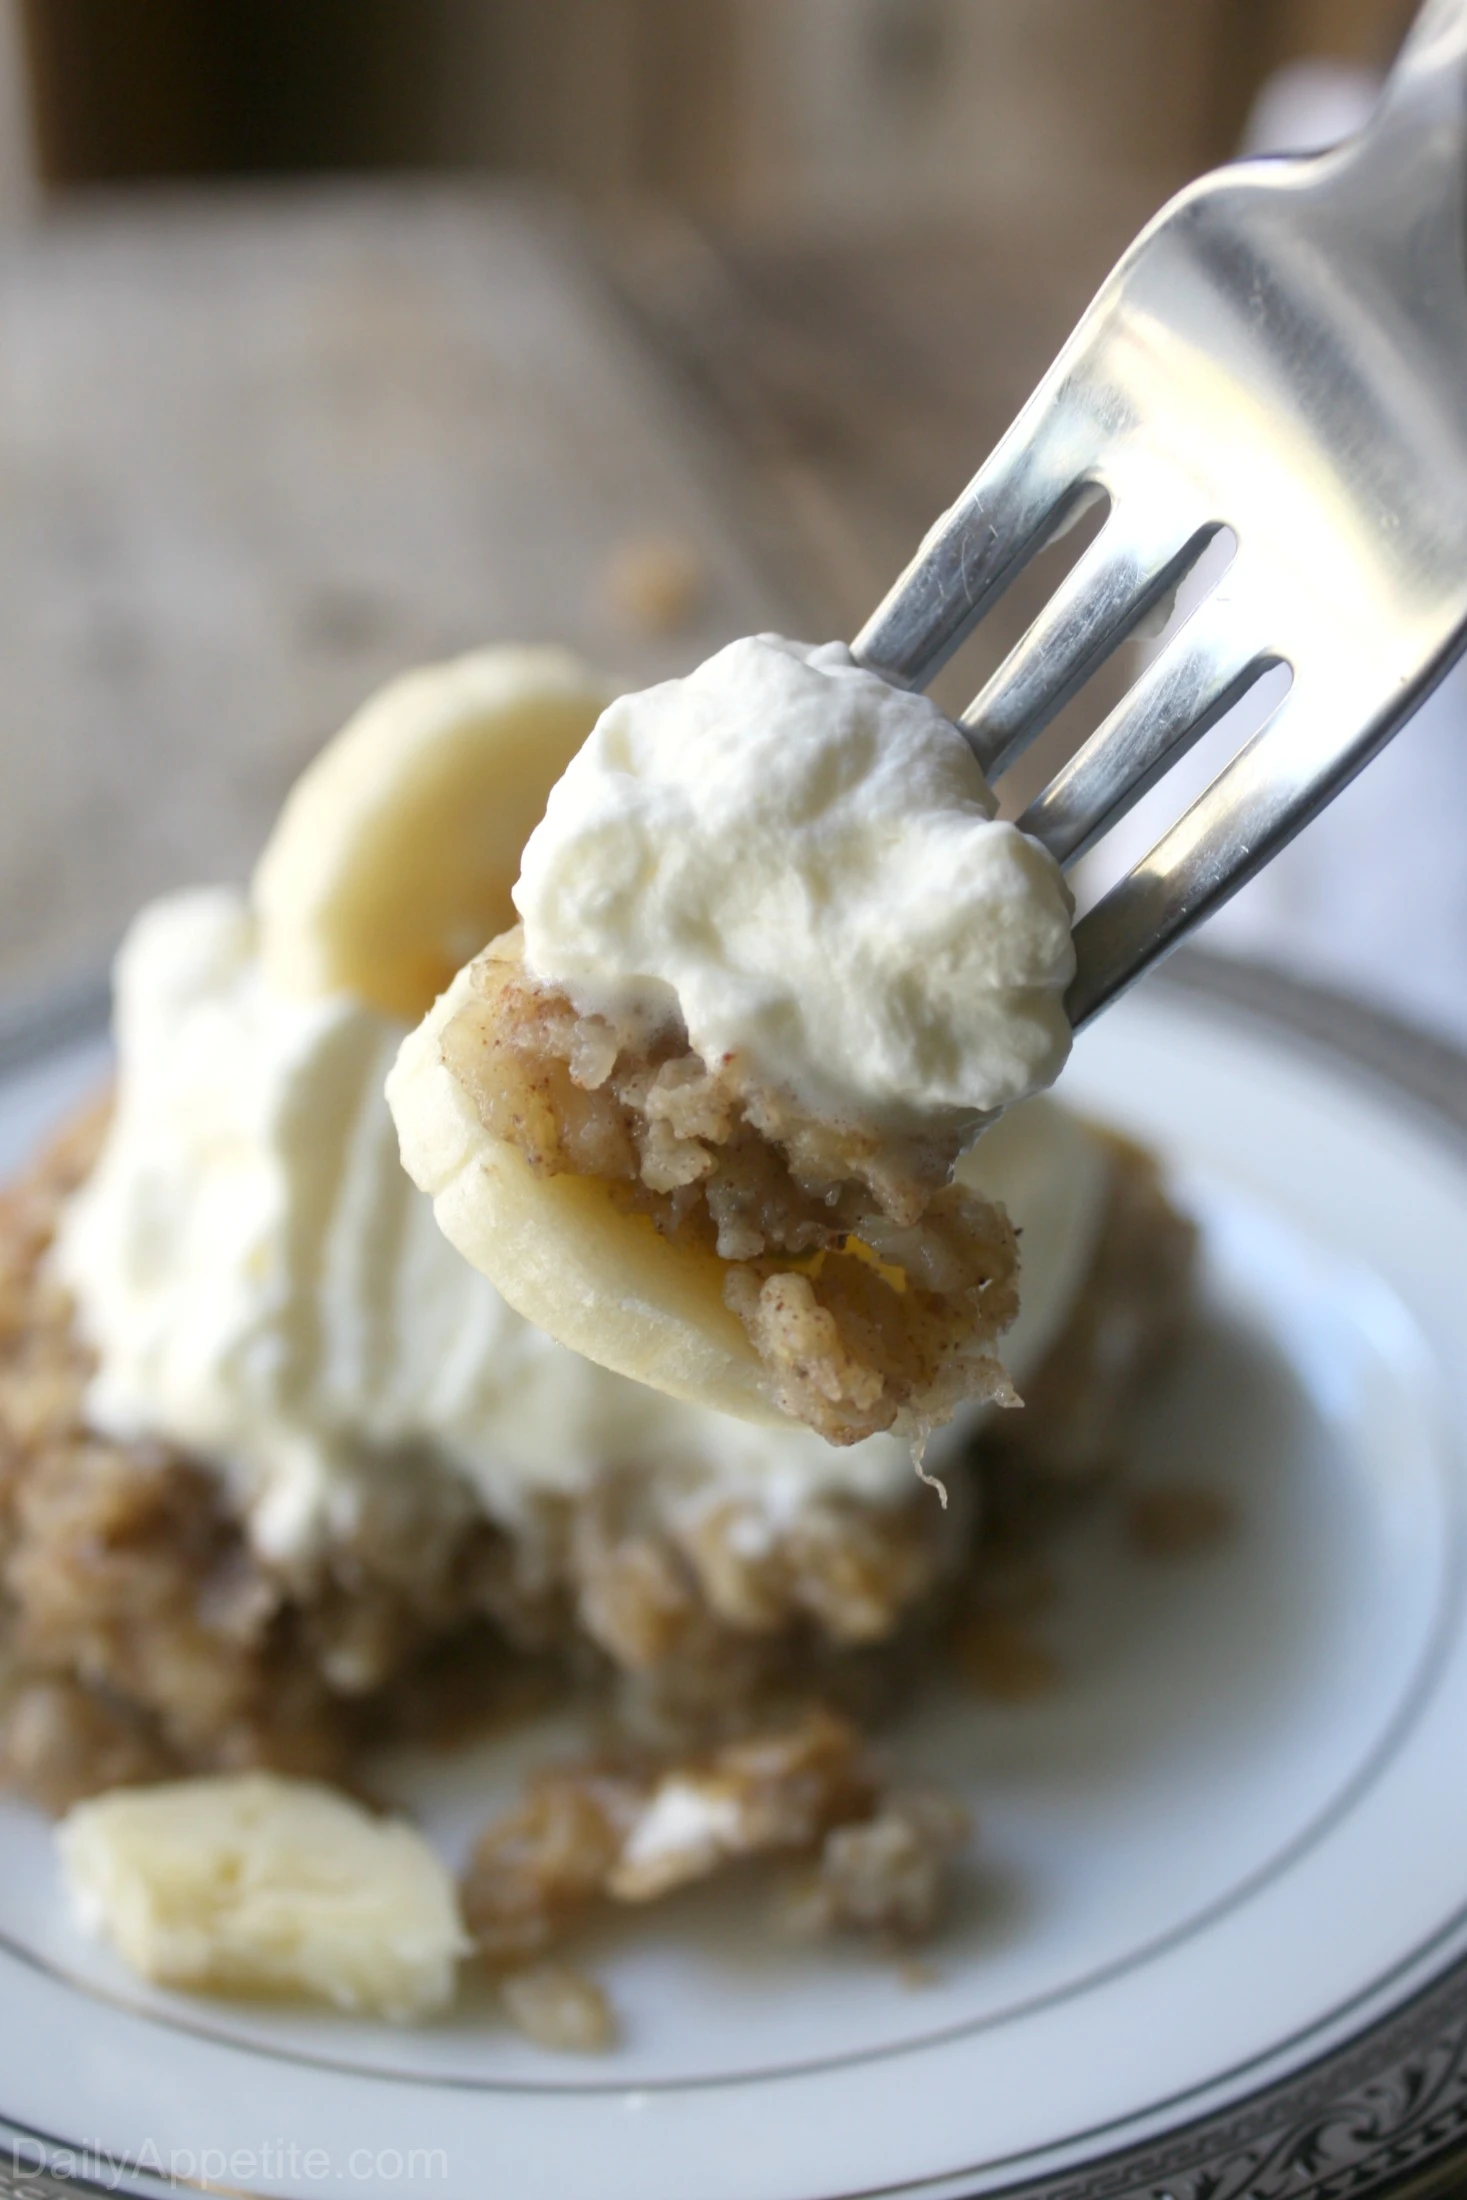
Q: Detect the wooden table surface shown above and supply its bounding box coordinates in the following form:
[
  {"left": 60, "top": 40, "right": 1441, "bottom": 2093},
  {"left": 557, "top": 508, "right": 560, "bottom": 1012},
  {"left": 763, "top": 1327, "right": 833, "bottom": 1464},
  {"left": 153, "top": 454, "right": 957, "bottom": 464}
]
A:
[{"left": 0, "top": 180, "right": 1156, "bottom": 1011}]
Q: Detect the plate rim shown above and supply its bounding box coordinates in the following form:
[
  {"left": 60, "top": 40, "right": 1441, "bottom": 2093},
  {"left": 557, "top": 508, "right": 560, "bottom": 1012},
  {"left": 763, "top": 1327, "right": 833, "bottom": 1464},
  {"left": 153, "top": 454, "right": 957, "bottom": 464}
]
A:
[
  {"left": 4, "top": 948, "right": 1467, "bottom": 2200},
  {"left": 981, "top": 951, "right": 1467, "bottom": 2200}
]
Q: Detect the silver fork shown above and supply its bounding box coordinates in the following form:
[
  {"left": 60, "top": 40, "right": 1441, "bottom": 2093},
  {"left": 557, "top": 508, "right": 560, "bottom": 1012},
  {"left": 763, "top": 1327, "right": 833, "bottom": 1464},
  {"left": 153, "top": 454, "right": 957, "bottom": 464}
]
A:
[{"left": 853, "top": 0, "right": 1467, "bottom": 1030}]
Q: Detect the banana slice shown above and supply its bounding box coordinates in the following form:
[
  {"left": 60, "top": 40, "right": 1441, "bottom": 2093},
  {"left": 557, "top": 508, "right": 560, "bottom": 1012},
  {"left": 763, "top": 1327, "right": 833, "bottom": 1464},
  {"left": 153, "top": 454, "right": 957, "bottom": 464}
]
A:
[
  {"left": 59, "top": 1773, "right": 469, "bottom": 2022},
  {"left": 254, "top": 648, "right": 613, "bottom": 1021},
  {"left": 388, "top": 964, "right": 786, "bottom": 1426}
]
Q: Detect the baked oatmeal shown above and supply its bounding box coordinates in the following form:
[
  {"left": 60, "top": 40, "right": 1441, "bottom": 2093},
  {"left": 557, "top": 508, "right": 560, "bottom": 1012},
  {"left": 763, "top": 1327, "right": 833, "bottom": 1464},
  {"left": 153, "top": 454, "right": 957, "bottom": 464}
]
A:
[
  {"left": 0, "top": 1084, "right": 1192, "bottom": 1813},
  {"left": 0, "top": 644, "right": 1196, "bottom": 2040}
]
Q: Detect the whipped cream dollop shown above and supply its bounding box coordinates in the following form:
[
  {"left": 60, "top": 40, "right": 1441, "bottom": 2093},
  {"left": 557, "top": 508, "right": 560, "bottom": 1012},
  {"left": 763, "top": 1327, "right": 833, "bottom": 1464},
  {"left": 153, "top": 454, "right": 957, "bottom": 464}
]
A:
[
  {"left": 58, "top": 891, "right": 1104, "bottom": 1565},
  {"left": 515, "top": 635, "right": 1076, "bottom": 1127}
]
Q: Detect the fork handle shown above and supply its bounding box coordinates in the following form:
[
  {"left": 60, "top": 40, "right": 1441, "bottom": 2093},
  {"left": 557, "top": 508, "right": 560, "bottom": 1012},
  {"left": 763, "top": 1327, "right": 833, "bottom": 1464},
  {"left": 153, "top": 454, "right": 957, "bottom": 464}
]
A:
[
  {"left": 1370, "top": 0, "right": 1467, "bottom": 139},
  {"left": 1396, "top": 0, "right": 1467, "bottom": 68},
  {"left": 1325, "top": 0, "right": 1467, "bottom": 196}
]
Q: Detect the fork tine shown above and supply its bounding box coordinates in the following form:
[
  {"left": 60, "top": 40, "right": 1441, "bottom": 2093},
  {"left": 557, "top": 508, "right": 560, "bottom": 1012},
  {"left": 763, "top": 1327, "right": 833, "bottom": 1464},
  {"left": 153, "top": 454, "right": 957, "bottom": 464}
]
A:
[
  {"left": 962, "top": 514, "right": 1224, "bottom": 778},
  {"left": 852, "top": 394, "right": 1097, "bottom": 693},
  {"left": 1017, "top": 596, "right": 1278, "bottom": 866},
  {"left": 1063, "top": 667, "right": 1443, "bottom": 1030}
]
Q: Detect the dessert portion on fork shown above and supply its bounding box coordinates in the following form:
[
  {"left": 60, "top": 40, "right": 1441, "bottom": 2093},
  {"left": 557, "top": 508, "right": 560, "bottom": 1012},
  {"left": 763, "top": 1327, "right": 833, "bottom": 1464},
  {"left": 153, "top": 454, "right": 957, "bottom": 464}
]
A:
[{"left": 390, "top": 635, "right": 1074, "bottom": 1451}]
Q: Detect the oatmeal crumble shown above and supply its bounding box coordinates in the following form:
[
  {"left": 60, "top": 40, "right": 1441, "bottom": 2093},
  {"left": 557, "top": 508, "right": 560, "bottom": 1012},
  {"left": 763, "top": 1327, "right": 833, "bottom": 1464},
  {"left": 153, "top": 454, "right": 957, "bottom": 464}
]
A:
[
  {"left": 460, "top": 1761, "right": 648, "bottom": 1965},
  {"left": 461, "top": 1710, "right": 874, "bottom": 1961},
  {"left": 460, "top": 1708, "right": 953, "bottom": 1968},
  {"left": 609, "top": 1708, "right": 877, "bottom": 1901},
  {"left": 793, "top": 1788, "right": 972, "bottom": 1942},
  {"left": 0, "top": 1099, "right": 1193, "bottom": 1829},
  {"left": 439, "top": 929, "right": 1021, "bottom": 1446},
  {"left": 460, "top": 1712, "right": 972, "bottom": 1997},
  {"left": 0, "top": 1107, "right": 942, "bottom": 1812}
]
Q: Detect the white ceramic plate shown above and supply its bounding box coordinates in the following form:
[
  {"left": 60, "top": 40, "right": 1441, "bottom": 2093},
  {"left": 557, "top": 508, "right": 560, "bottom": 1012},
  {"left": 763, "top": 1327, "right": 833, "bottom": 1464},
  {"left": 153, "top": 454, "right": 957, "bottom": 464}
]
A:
[{"left": 2, "top": 956, "right": 1466, "bottom": 2200}]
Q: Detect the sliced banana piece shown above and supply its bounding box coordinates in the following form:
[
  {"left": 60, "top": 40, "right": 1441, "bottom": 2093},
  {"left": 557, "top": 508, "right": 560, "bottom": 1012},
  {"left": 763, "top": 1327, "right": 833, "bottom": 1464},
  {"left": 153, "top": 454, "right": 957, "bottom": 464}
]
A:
[
  {"left": 388, "top": 965, "right": 788, "bottom": 1427},
  {"left": 59, "top": 1773, "right": 469, "bottom": 2022},
  {"left": 254, "top": 647, "right": 613, "bottom": 1021},
  {"left": 959, "top": 1095, "right": 1108, "bottom": 1381}
]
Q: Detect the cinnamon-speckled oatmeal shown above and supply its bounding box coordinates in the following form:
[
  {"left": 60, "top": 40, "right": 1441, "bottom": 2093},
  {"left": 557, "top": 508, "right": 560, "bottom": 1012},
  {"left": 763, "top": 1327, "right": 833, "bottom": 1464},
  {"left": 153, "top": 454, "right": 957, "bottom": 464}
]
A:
[
  {"left": 0, "top": 1098, "right": 1192, "bottom": 1818},
  {"left": 441, "top": 930, "right": 1022, "bottom": 1446},
  {"left": 460, "top": 1706, "right": 971, "bottom": 1984}
]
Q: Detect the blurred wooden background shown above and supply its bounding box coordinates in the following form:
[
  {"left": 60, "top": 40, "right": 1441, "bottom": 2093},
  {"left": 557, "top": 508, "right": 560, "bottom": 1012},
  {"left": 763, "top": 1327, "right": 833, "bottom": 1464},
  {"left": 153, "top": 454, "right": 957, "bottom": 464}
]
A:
[
  {"left": 8, "top": 0, "right": 1418, "bottom": 221},
  {"left": 0, "top": 0, "right": 1431, "bottom": 1015}
]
